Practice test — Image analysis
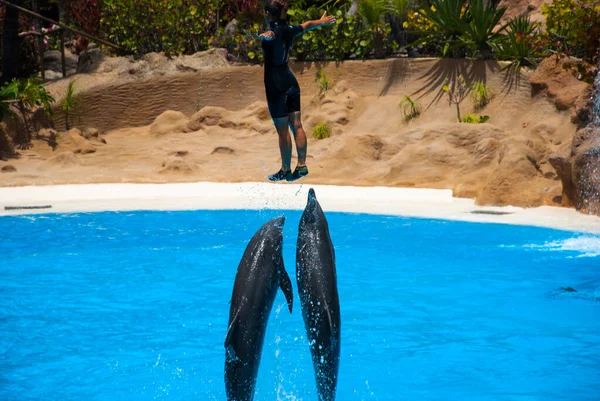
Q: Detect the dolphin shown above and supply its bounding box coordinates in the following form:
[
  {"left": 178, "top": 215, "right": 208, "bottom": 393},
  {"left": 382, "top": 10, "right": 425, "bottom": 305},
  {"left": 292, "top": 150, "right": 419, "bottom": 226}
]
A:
[
  {"left": 224, "top": 216, "right": 293, "bottom": 401},
  {"left": 297, "top": 189, "right": 341, "bottom": 401}
]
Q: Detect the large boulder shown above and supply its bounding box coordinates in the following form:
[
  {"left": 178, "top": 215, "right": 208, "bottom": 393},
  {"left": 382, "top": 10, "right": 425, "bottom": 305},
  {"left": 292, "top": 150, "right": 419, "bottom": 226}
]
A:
[
  {"left": 530, "top": 56, "right": 591, "bottom": 111},
  {"left": 550, "top": 126, "right": 600, "bottom": 214},
  {"left": 76, "top": 48, "right": 105, "bottom": 74}
]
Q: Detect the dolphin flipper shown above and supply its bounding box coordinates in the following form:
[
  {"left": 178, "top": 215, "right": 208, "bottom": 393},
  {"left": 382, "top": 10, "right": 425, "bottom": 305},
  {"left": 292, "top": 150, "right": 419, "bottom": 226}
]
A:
[
  {"left": 224, "top": 308, "right": 241, "bottom": 360},
  {"left": 279, "top": 268, "right": 294, "bottom": 314}
]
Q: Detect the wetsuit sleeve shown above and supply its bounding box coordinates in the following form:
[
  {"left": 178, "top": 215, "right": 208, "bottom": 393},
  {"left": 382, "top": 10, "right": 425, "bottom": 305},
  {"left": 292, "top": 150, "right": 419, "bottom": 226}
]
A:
[{"left": 289, "top": 24, "right": 304, "bottom": 37}]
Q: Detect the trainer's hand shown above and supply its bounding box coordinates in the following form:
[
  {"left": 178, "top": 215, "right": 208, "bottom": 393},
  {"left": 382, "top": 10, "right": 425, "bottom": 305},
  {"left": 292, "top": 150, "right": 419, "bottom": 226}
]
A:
[
  {"left": 320, "top": 11, "right": 337, "bottom": 26},
  {"left": 258, "top": 30, "right": 275, "bottom": 41}
]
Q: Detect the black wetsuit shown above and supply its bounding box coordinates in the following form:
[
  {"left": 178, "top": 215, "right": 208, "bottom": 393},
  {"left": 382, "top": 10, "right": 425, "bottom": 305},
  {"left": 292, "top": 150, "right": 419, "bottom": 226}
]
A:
[{"left": 262, "top": 19, "right": 304, "bottom": 119}]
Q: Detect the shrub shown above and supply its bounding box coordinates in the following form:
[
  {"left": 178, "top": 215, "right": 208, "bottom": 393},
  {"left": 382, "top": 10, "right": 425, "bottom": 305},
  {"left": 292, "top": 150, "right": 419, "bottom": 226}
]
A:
[
  {"left": 417, "top": 0, "right": 470, "bottom": 56},
  {"left": 289, "top": 8, "right": 397, "bottom": 61},
  {"left": 358, "top": 0, "right": 390, "bottom": 58},
  {"left": 463, "top": 0, "right": 507, "bottom": 57},
  {"left": 443, "top": 75, "right": 468, "bottom": 122},
  {"left": 70, "top": 0, "right": 103, "bottom": 54},
  {"left": 460, "top": 113, "right": 489, "bottom": 123},
  {"left": 101, "top": 0, "right": 219, "bottom": 56},
  {"left": 217, "top": 21, "right": 264, "bottom": 63},
  {"left": 470, "top": 81, "right": 493, "bottom": 111},
  {"left": 542, "top": 0, "right": 600, "bottom": 62},
  {"left": 0, "top": 77, "right": 55, "bottom": 148},
  {"left": 312, "top": 123, "right": 330, "bottom": 139},
  {"left": 493, "top": 15, "right": 546, "bottom": 71},
  {"left": 399, "top": 95, "right": 422, "bottom": 121}
]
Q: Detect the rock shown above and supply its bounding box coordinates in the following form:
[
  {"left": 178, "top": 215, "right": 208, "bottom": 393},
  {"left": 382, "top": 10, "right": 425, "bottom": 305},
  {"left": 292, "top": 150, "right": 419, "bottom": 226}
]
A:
[
  {"left": 1, "top": 165, "right": 17, "bottom": 173},
  {"left": 549, "top": 154, "right": 575, "bottom": 207},
  {"left": 333, "top": 81, "right": 348, "bottom": 95},
  {"left": 38, "top": 128, "right": 58, "bottom": 138},
  {"left": 74, "top": 147, "right": 96, "bottom": 155},
  {"left": 40, "top": 151, "right": 80, "bottom": 169},
  {"left": 142, "top": 52, "right": 169, "bottom": 70},
  {"left": 76, "top": 48, "right": 105, "bottom": 74},
  {"left": 550, "top": 126, "right": 600, "bottom": 214},
  {"left": 211, "top": 146, "right": 235, "bottom": 155},
  {"left": 175, "top": 48, "right": 230, "bottom": 72},
  {"left": 187, "top": 106, "right": 231, "bottom": 131},
  {"left": 171, "top": 150, "right": 189, "bottom": 157},
  {"left": 224, "top": 19, "right": 239, "bottom": 37},
  {"left": 572, "top": 138, "right": 600, "bottom": 214},
  {"left": 159, "top": 159, "right": 197, "bottom": 174},
  {"left": 83, "top": 127, "right": 99, "bottom": 139},
  {"left": 530, "top": 56, "right": 591, "bottom": 111},
  {"left": 149, "top": 111, "right": 190, "bottom": 136},
  {"left": 43, "top": 49, "right": 78, "bottom": 75},
  {"left": 407, "top": 48, "right": 421, "bottom": 58},
  {"left": 58, "top": 129, "right": 97, "bottom": 154}
]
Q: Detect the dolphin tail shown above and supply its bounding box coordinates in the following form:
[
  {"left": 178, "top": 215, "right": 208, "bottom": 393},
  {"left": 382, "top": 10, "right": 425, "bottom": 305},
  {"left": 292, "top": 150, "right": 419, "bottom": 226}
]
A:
[{"left": 279, "top": 267, "right": 294, "bottom": 314}]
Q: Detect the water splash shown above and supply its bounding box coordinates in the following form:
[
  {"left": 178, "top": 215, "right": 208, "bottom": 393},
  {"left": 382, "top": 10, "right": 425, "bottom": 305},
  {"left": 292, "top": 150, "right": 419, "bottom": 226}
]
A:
[{"left": 524, "top": 235, "right": 600, "bottom": 257}]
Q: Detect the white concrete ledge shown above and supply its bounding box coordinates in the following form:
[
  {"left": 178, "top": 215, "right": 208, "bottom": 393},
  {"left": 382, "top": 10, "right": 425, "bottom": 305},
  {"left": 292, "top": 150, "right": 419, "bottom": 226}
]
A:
[{"left": 1, "top": 182, "right": 599, "bottom": 234}]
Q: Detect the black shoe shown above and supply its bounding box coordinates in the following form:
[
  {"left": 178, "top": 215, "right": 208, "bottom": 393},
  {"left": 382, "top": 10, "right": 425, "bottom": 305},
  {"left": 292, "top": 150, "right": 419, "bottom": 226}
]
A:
[
  {"left": 286, "top": 165, "right": 309, "bottom": 182},
  {"left": 268, "top": 169, "right": 292, "bottom": 182}
]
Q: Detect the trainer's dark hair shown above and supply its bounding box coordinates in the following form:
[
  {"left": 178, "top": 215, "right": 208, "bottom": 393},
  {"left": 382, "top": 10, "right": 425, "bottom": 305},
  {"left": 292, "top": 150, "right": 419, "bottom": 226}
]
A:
[{"left": 264, "top": 0, "right": 287, "bottom": 18}]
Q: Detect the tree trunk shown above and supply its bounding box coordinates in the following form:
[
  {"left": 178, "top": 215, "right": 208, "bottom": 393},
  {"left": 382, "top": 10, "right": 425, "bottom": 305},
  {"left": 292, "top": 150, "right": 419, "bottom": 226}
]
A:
[
  {"left": 32, "top": 0, "right": 45, "bottom": 80},
  {"left": 456, "top": 103, "right": 461, "bottom": 122},
  {"left": 1, "top": 0, "right": 22, "bottom": 85},
  {"left": 59, "top": 0, "right": 67, "bottom": 77}
]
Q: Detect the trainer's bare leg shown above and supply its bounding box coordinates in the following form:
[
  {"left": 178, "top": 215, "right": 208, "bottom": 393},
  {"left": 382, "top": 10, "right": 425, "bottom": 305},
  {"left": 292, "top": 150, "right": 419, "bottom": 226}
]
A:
[
  {"left": 273, "top": 116, "right": 292, "bottom": 171},
  {"left": 288, "top": 111, "right": 307, "bottom": 167}
]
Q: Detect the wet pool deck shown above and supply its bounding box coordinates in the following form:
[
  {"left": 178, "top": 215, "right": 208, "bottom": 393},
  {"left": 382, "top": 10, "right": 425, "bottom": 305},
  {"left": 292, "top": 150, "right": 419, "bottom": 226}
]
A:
[{"left": 1, "top": 182, "right": 599, "bottom": 234}]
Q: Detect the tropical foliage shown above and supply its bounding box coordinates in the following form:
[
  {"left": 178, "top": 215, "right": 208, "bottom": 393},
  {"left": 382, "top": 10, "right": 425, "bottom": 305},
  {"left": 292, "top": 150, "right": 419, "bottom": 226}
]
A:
[
  {"left": 0, "top": 77, "right": 55, "bottom": 147},
  {"left": 542, "top": 0, "right": 600, "bottom": 62}
]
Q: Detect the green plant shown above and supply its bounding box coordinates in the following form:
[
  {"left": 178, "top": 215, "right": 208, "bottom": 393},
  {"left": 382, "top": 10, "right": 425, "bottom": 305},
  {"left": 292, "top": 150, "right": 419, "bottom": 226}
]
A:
[
  {"left": 463, "top": 0, "right": 507, "bottom": 56},
  {"left": 494, "top": 15, "right": 545, "bottom": 72},
  {"left": 542, "top": 0, "right": 600, "bottom": 62},
  {"left": 399, "top": 95, "right": 422, "bottom": 121},
  {"left": 217, "top": 21, "right": 264, "bottom": 63},
  {"left": 358, "top": 0, "right": 390, "bottom": 58},
  {"left": 290, "top": 8, "right": 395, "bottom": 61},
  {"left": 101, "top": 0, "right": 220, "bottom": 56},
  {"left": 0, "top": 77, "right": 55, "bottom": 147},
  {"left": 315, "top": 68, "right": 330, "bottom": 96},
  {"left": 442, "top": 75, "right": 468, "bottom": 122},
  {"left": 418, "top": 0, "right": 470, "bottom": 56},
  {"left": 470, "top": 81, "right": 493, "bottom": 111},
  {"left": 389, "top": 0, "right": 411, "bottom": 23},
  {"left": 460, "top": 113, "right": 489, "bottom": 123},
  {"left": 313, "top": 123, "right": 331, "bottom": 139},
  {"left": 62, "top": 79, "right": 80, "bottom": 131}
]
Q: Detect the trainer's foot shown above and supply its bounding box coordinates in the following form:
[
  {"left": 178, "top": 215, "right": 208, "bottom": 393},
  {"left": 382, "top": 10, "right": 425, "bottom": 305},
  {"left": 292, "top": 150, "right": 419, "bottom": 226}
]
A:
[
  {"left": 287, "top": 165, "right": 309, "bottom": 181},
  {"left": 268, "top": 168, "right": 292, "bottom": 182}
]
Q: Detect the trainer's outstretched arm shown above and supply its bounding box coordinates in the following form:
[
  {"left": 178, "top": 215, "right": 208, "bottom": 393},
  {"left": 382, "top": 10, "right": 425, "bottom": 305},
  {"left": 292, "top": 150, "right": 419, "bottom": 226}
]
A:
[{"left": 300, "top": 11, "right": 336, "bottom": 32}]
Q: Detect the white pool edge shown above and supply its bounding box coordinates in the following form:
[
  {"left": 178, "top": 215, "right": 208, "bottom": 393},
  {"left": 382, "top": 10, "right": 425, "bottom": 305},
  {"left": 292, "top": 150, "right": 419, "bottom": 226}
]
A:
[{"left": 1, "top": 182, "right": 599, "bottom": 234}]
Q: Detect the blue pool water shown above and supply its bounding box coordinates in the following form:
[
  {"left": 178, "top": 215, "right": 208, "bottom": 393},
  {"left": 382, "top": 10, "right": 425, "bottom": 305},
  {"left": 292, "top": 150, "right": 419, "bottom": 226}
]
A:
[{"left": 1, "top": 210, "right": 599, "bottom": 401}]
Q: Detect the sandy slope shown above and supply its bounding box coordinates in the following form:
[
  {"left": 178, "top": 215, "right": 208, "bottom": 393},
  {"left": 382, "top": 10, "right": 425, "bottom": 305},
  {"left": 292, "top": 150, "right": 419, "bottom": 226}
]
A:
[{"left": 0, "top": 57, "right": 582, "bottom": 208}]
